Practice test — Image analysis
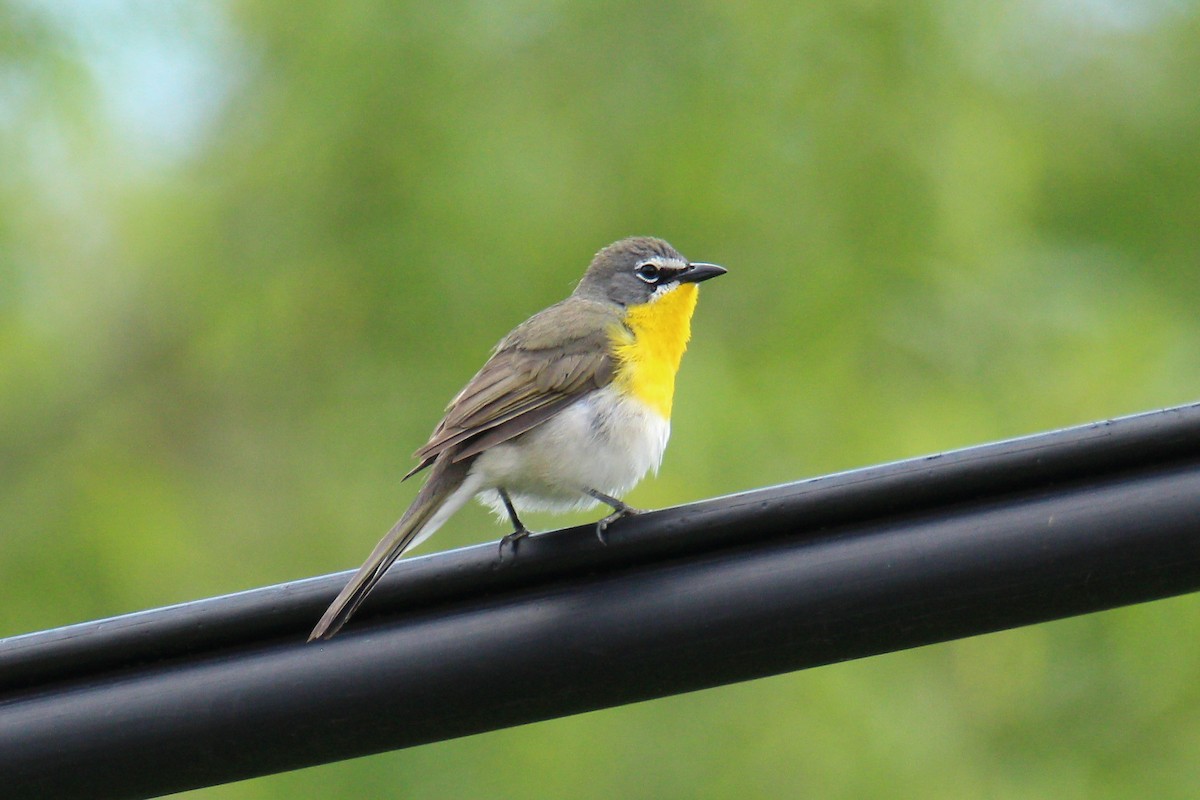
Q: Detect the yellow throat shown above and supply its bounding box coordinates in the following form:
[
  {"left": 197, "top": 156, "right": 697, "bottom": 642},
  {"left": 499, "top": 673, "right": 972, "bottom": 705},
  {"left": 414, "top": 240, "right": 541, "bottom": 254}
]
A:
[{"left": 610, "top": 283, "right": 700, "bottom": 419}]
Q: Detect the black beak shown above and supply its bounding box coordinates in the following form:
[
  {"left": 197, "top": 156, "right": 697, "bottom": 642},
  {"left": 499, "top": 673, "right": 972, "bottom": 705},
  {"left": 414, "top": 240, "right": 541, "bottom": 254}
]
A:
[{"left": 678, "top": 262, "right": 728, "bottom": 284}]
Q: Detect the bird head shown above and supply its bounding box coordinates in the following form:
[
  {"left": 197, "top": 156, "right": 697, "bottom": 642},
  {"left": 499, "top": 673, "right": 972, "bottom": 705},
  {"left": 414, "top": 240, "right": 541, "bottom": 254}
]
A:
[{"left": 576, "top": 237, "right": 726, "bottom": 307}]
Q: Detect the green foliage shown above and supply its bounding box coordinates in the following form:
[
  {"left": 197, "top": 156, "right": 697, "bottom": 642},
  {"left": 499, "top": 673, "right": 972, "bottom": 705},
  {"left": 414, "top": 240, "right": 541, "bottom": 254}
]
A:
[{"left": 2, "top": 1, "right": 1199, "bottom": 796}]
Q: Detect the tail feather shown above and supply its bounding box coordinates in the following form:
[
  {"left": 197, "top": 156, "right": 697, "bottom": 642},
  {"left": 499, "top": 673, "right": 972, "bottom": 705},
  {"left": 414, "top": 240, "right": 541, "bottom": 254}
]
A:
[{"left": 308, "top": 455, "right": 474, "bottom": 641}]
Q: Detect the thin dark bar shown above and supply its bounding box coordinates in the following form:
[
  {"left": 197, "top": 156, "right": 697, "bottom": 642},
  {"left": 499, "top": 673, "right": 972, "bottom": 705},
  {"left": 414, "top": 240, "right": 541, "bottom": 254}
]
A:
[{"left": 2, "top": 402, "right": 1200, "bottom": 799}]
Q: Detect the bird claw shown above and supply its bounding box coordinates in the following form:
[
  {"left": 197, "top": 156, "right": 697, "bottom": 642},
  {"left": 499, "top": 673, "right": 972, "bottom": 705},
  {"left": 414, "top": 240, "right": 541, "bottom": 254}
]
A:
[
  {"left": 498, "top": 527, "right": 531, "bottom": 560},
  {"left": 595, "top": 505, "right": 642, "bottom": 545}
]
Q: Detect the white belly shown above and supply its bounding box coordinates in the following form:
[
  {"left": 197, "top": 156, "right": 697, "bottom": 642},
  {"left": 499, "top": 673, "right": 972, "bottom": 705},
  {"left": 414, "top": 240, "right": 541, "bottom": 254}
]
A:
[{"left": 469, "top": 384, "right": 670, "bottom": 516}]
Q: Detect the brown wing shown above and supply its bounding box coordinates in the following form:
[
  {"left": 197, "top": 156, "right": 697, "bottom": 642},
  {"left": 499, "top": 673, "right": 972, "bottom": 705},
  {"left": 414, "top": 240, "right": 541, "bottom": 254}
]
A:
[{"left": 404, "top": 298, "right": 620, "bottom": 479}]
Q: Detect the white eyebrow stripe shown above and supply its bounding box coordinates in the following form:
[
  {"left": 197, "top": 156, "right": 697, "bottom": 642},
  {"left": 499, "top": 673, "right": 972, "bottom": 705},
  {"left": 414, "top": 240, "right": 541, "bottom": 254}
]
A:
[{"left": 638, "top": 256, "right": 688, "bottom": 271}]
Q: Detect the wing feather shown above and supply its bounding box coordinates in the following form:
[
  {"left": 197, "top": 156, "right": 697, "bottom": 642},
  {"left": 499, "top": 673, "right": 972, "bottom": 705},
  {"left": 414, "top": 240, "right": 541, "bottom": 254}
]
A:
[{"left": 404, "top": 298, "right": 621, "bottom": 479}]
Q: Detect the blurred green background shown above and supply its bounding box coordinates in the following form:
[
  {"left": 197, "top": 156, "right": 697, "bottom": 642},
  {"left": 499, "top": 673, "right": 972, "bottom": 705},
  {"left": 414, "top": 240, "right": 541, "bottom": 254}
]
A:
[{"left": 3, "top": 1, "right": 1200, "bottom": 797}]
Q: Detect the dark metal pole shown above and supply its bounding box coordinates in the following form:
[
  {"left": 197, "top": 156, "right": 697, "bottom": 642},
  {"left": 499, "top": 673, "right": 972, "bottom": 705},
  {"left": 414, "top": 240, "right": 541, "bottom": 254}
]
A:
[{"left": 3, "top": 403, "right": 1200, "bottom": 799}]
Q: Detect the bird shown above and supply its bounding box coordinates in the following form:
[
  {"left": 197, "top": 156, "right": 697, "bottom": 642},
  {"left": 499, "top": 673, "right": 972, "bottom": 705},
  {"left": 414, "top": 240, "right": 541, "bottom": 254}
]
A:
[{"left": 308, "top": 236, "right": 726, "bottom": 640}]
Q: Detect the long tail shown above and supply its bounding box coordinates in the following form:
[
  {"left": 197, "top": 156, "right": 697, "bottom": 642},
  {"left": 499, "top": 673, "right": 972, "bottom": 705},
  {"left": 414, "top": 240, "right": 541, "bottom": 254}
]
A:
[{"left": 308, "top": 454, "right": 475, "bottom": 641}]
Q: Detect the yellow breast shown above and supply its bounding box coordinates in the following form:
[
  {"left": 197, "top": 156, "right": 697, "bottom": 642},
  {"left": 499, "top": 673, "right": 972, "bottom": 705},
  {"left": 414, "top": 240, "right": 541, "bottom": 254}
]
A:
[{"left": 609, "top": 283, "right": 700, "bottom": 419}]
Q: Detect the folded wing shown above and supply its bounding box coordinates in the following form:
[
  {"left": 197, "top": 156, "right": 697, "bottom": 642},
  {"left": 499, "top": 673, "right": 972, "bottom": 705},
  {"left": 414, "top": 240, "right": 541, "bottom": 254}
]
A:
[{"left": 405, "top": 299, "right": 621, "bottom": 478}]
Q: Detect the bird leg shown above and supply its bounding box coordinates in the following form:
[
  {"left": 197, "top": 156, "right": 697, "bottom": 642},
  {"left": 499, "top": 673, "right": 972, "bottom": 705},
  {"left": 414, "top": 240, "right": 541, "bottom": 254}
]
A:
[
  {"left": 584, "top": 488, "right": 643, "bottom": 544},
  {"left": 497, "top": 488, "right": 531, "bottom": 557}
]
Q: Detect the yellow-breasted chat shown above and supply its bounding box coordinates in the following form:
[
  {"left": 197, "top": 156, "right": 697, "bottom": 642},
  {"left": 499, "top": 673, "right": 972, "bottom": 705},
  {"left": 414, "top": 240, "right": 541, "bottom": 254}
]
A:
[{"left": 310, "top": 237, "right": 726, "bottom": 640}]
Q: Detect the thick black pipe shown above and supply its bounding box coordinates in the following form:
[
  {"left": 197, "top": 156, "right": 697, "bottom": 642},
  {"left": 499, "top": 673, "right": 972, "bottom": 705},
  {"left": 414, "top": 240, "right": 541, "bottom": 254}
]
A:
[
  {"left": 2, "top": 403, "right": 1200, "bottom": 798},
  {"left": 5, "top": 402, "right": 1200, "bottom": 693}
]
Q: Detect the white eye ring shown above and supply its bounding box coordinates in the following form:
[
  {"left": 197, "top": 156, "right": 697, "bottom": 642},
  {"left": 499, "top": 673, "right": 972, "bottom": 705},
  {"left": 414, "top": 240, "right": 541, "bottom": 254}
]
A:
[{"left": 634, "top": 262, "right": 660, "bottom": 283}]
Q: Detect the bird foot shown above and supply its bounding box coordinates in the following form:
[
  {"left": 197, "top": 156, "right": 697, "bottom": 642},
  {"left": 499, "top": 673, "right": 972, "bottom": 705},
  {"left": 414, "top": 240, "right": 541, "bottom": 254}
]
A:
[
  {"left": 595, "top": 504, "right": 642, "bottom": 544},
  {"left": 498, "top": 526, "right": 532, "bottom": 560}
]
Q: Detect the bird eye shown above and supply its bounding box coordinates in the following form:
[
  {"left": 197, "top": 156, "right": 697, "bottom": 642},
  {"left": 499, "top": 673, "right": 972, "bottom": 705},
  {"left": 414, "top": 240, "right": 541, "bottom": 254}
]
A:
[{"left": 634, "top": 263, "right": 660, "bottom": 283}]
